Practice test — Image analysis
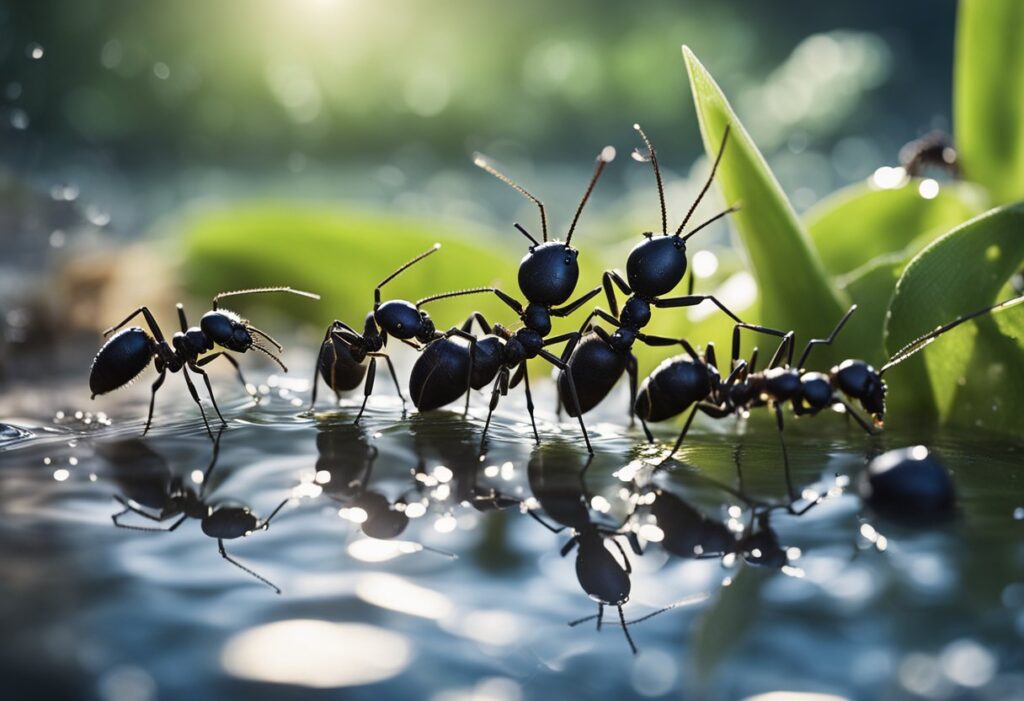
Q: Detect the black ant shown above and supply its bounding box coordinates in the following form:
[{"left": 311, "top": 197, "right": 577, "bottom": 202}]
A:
[
  {"left": 557, "top": 124, "right": 772, "bottom": 420},
  {"left": 524, "top": 448, "right": 644, "bottom": 654},
  {"left": 90, "top": 287, "right": 318, "bottom": 436},
  {"left": 411, "top": 146, "right": 616, "bottom": 452},
  {"left": 898, "top": 130, "right": 959, "bottom": 179},
  {"left": 101, "top": 429, "right": 289, "bottom": 593},
  {"left": 309, "top": 244, "right": 489, "bottom": 422},
  {"left": 636, "top": 294, "right": 1024, "bottom": 461}
]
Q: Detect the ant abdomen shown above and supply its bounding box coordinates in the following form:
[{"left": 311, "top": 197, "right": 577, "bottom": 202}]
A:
[
  {"left": 558, "top": 334, "right": 628, "bottom": 417},
  {"left": 90, "top": 327, "right": 156, "bottom": 398},
  {"left": 409, "top": 337, "right": 472, "bottom": 412},
  {"left": 318, "top": 337, "right": 368, "bottom": 392},
  {"left": 635, "top": 357, "right": 713, "bottom": 422}
]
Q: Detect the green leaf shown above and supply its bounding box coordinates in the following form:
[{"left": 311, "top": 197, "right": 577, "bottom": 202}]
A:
[
  {"left": 692, "top": 564, "right": 770, "bottom": 687},
  {"left": 806, "top": 180, "right": 984, "bottom": 277},
  {"left": 682, "top": 46, "right": 848, "bottom": 350},
  {"left": 884, "top": 204, "right": 1024, "bottom": 432},
  {"left": 955, "top": 0, "right": 1024, "bottom": 204},
  {"left": 837, "top": 254, "right": 905, "bottom": 369},
  {"left": 181, "top": 204, "right": 521, "bottom": 329}
]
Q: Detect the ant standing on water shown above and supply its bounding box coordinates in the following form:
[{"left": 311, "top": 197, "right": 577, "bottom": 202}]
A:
[{"left": 90, "top": 287, "right": 319, "bottom": 436}]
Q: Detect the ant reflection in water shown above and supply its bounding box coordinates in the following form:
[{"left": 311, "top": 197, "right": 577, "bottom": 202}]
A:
[
  {"left": 314, "top": 418, "right": 456, "bottom": 557},
  {"left": 526, "top": 446, "right": 644, "bottom": 654},
  {"left": 100, "top": 428, "right": 288, "bottom": 593}
]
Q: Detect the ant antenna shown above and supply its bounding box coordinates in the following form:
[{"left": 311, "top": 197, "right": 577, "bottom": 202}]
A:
[
  {"left": 679, "top": 204, "right": 741, "bottom": 243},
  {"left": 212, "top": 287, "right": 320, "bottom": 311},
  {"left": 676, "top": 125, "right": 731, "bottom": 236},
  {"left": 416, "top": 287, "right": 496, "bottom": 308},
  {"left": 473, "top": 153, "right": 549, "bottom": 242},
  {"left": 258, "top": 499, "right": 290, "bottom": 529},
  {"left": 376, "top": 244, "right": 441, "bottom": 294},
  {"left": 514, "top": 222, "right": 540, "bottom": 246},
  {"left": 566, "top": 146, "right": 616, "bottom": 247},
  {"left": 633, "top": 124, "right": 667, "bottom": 234},
  {"left": 880, "top": 294, "right": 1024, "bottom": 375}
]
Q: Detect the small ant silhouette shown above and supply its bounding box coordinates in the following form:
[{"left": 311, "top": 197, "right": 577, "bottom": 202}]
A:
[
  {"left": 310, "top": 244, "right": 489, "bottom": 422},
  {"left": 102, "top": 428, "right": 289, "bottom": 593},
  {"left": 90, "top": 287, "right": 318, "bottom": 436},
  {"left": 558, "top": 124, "right": 772, "bottom": 420},
  {"left": 636, "top": 295, "right": 1024, "bottom": 461},
  {"left": 899, "top": 131, "right": 959, "bottom": 179},
  {"left": 416, "top": 145, "right": 615, "bottom": 452}
]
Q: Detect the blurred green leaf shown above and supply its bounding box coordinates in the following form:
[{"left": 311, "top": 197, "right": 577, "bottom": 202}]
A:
[
  {"left": 682, "top": 46, "right": 848, "bottom": 353},
  {"left": 693, "top": 564, "right": 770, "bottom": 688},
  {"left": 884, "top": 204, "right": 1024, "bottom": 432},
  {"left": 806, "top": 181, "right": 984, "bottom": 277},
  {"left": 181, "top": 204, "right": 523, "bottom": 330},
  {"left": 955, "top": 0, "right": 1024, "bottom": 204},
  {"left": 837, "top": 254, "right": 904, "bottom": 368}
]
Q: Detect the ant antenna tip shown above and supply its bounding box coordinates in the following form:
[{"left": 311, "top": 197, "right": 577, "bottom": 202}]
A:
[
  {"left": 432, "top": 242, "right": 441, "bottom": 250},
  {"left": 472, "top": 154, "right": 486, "bottom": 167},
  {"left": 600, "top": 146, "right": 616, "bottom": 162},
  {"left": 632, "top": 123, "right": 641, "bottom": 131}
]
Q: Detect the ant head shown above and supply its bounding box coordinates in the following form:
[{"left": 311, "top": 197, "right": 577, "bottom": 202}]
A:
[
  {"left": 832, "top": 359, "right": 886, "bottom": 423},
  {"left": 201, "top": 310, "right": 252, "bottom": 352},
  {"left": 625, "top": 236, "right": 688, "bottom": 298},
  {"left": 375, "top": 300, "right": 425, "bottom": 341},
  {"left": 355, "top": 492, "right": 410, "bottom": 539},
  {"left": 201, "top": 505, "right": 258, "bottom": 539},
  {"left": 518, "top": 241, "right": 580, "bottom": 305}
]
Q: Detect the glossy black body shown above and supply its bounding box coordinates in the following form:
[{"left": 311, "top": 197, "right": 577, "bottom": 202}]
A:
[
  {"left": 860, "top": 446, "right": 956, "bottom": 524},
  {"left": 648, "top": 488, "right": 734, "bottom": 559}
]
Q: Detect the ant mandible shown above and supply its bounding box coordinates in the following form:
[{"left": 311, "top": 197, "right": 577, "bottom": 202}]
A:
[{"left": 90, "top": 287, "right": 319, "bottom": 437}]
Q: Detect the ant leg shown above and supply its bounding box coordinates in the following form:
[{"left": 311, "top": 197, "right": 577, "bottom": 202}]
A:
[
  {"left": 218, "top": 539, "right": 281, "bottom": 594},
  {"left": 257, "top": 499, "right": 290, "bottom": 529},
  {"left": 190, "top": 363, "right": 227, "bottom": 427},
  {"left": 626, "top": 352, "right": 638, "bottom": 426},
  {"left": 354, "top": 358, "right": 378, "bottom": 424},
  {"left": 731, "top": 322, "right": 790, "bottom": 367},
  {"left": 661, "top": 404, "right": 699, "bottom": 464},
  {"left": 837, "top": 398, "right": 877, "bottom": 435},
  {"left": 182, "top": 368, "right": 215, "bottom": 439},
  {"left": 519, "top": 362, "right": 540, "bottom": 443},
  {"left": 796, "top": 305, "right": 858, "bottom": 369},
  {"left": 539, "top": 349, "right": 593, "bottom": 453},
  {"left": 568, "top": 605, "right": 602, "bottom": 628},
  {"left": 560, "top": 535, "right": 580, "bottom": 557},
  {"left": 767, "top": 332, "right": 796, "bottom": 369},
  {"left": 103, "top": 306, "right": 165, "bottom": 341},
  {"left": 619, "top": 605, "right": 638, "bottom": 655},
  {"left": 597, "top": 603, "right": 605, "bottom": 632},
  {"left": 460, "top": 311, "right": 492, "bottom": 335},
  {"left": 143, "top": 370, "right": 166, "bottom": 436},
  {"left": 176, "top": 304, "right": 189, "bottom": 332},
  {"left": 772, "top": 405, "right": 797, "bottom": 503},
  {"left": 551, "top": 285, "right": 603, "bottom": 318},
  {"left": 112, "top": 512, "right": 187, "bottom": 532},
  {"left": 652, "top": 294, "right": 743, "bottom": 324},
  {"left": 369, "top": 352, "right": 405, "bottom": 407},
  {"left": 196, "top": 352, "right": 254, "bottom": 400},
  {"left": 444, "top": 328, "right": 478, "bottom": 416},
  {"left": 526, "top": 510, "right": 567, "bottom": 533},
  {"left": 480, "top": 368, "right": 509, "bottom": 450},
  {"left": 309, "top": 323, "right": 337, "bottom": 411},
  {"left": 602, "top": 271, "right": 632, "bottom": 317}
]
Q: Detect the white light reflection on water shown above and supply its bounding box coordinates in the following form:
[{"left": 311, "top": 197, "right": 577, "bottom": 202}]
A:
[
  {"left": 355, "top": 573, "right": 454, "bottom": 619},
  {"left": 221, "top": 619, "right": 411, "bottom": 688},
  {"left": 347, "top": 537, "right": 425, "bottom": 562},
  {"left": 742, "top": 693, "right": 851, "bottom": 701}
]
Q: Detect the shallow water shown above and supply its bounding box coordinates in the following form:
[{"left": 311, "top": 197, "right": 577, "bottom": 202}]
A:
[{"left": 1, "top": 377, "right": 1023, "bottom": 701}]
